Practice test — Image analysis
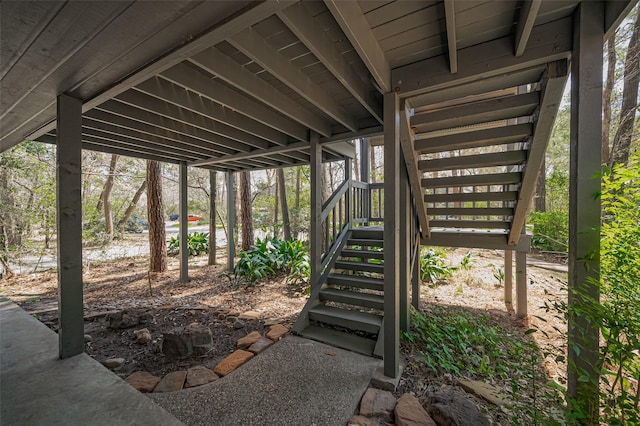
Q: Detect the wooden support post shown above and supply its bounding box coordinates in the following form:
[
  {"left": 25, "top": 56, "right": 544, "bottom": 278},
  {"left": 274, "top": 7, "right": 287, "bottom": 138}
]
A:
[
  {"left": 383, "top": 91, "right": 400, "bottom": 378},
  {"left": 504, "top": 250, "right": 513, "bottom": 305},
  {"left": 360, "top": 138, "right": 370, "bottom": 222},
  {"left": 399, "top": 150, "right": 410, "bottom": 332},
  {"left": 515, "top": 251, "right": 527, "bottom": 318},
  {"left": 345, "top": 157, "right": 352, "bottom": 228},
  {"left": 179, "top": 161, "right": 189, "bottom": 283},
  {"left": 412, "top": 240, "right": 420, "bottom": 310},
  {"left": 208, "top": 171, "right": 217, "bottom": 265},
  {"left": 568, "top": 2, "right": 603, "bottom": 420},
  {"left": 56, "top": 94, "right": 84, "bottom": 359},
  {"left": 310, "top": 132, "right": 322, "bottom": 288},
  {"left": 227, "top": 172, "right": 236, "bottom": 271}
]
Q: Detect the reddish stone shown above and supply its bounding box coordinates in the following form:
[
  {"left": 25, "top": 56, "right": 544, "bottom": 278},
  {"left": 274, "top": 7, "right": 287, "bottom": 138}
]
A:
[
  {"left": 359, "top": 388, "right": 396, "bottom": 421},
  {"left": 153, "top": 370, "right": 187, "bottom": 393},
  {"left": 125, "top": 371, "right": 161, "bottom": 393},
  {"left": 185, "top": 365, "right": 218, "bottom": 388},
  {"left": 266, "top": 324, "right": 289, "bottom": 341},
  {"left": 213, "top": 350, "right": 254, "bottom": 376},
  {"left": 237, "top": 331, "right": 261, "bottom": 348},
  {"left": 395, "top": 393, "right": 436, "bottom": 426}
]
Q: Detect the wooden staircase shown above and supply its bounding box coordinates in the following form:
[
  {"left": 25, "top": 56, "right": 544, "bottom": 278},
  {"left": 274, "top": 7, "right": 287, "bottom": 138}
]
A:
[{"left": 293, "top": 227, "right": 385, "bottom": 358}]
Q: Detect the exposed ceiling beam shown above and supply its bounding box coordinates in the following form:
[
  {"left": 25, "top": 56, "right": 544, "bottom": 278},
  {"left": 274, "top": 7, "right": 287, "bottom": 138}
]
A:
[
  {"left": 444, "top": 0, "right": 458, "bottom": 73},
  {"left": 228, "top": 28, "right": 357, "bottom": 132},
  {"left": 83, "top": 111, "right": 239, "bottom": 157},
  {"left": 189, "top": 47, "right": 331, "bottom": 137},
  {"left": 190, "top": 141, "right": 309, "bottom": 167},
  {"left": 323, "top": 141, "right": 356, "bottom": 159},
  {"left": 277, "top": 4, "right": 382, "bottom": 123},
  {"left": 400, "top": 103, "right": 430, "bottom": 238},
  {"left": 96, "top": 101, "right": 270, "bottom": 152},
  {"left": 23, "top": 1, "right": 296, "bottom": 144},
  {"left": 509, "top": 60, "right": 569, "bottom": 246},
  {"left": 515, "top": 0, "right": 542, "bottom": 57},
  {"left": 393, "top": 16, "right": 572, "bottom": 97},
  {"left": 605, "top": 0, "right": 634, "bottom": 40},
  {"left": 130, "top": 79, "right": 288, "bottom": 146},
  {"left": 319, "top": 125, "right": 383, "bottom": 145},
  {"left": 324, "top": 0, "right": 391, "bottom": 93},
  {"left": 160, "top": 63, "right": 308, "bottom": 143}
]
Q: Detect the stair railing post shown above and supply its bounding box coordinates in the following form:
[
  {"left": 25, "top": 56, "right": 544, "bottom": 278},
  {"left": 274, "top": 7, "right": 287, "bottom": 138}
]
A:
[
  {"left": 399, "top": 149, "right": 410, "bottom": 332},
  {"left": 310, "top": 132, "right": 322, "bottom": 289},
  {"left": 360, "top": 138, "right": 370, "bottom": 224},
  {"left": 345, "top": 157, "right": 352, "bottom": 229},
  {"left": 227, "top": 172, "right": 235, "bottom": 272},
  {"left": 383, "top": 91, "right": 400, "bottom": 378}
]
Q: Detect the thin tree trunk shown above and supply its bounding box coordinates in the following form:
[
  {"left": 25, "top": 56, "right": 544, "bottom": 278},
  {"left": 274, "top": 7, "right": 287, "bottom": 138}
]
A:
[
  {"left": 294, "top": 167, "right": 301, "bottom": 238},
  {"left": 240, "top": 171, "right": 253, "bottom": 251},
  {"left": 117, "top": 179, "right": 147, "bottom": 235},
  {"left": 102, "top": 154, "right": 119, "bottom": 239},
  {"left": 277, "top": 168, "right": 291, "bottom": 240},
  {"left": 274, "top": 175, "right": 279, "bottom": 238},
  {"left": 208, "top": 171, "right": 217, "bottom": 265},
  {"left": 610, "top": 12, "right": 640, "bottom": 167},
  {"left": 602, "top": 37, "right": 617, "bottom": 167},
  {"left": 535, "top": 158, "right": 546, "bottom": 212},
  {"left": 147, "top": 160, "right": 167, "bottom": 272}
]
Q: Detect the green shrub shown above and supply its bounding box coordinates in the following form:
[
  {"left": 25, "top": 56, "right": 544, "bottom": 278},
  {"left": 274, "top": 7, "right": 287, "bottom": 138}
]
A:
[
  {"left": 420, "top": 248, "right": 456, "bottom": 284},
  {"left": 528, "top": 210, "right": 569, "bottom": 252},
  {"left": 234, "top": 237, "right": 310, "bottom": 285},
  {"left": 167, "top": 232, "right": 209, "bottom": 256}
]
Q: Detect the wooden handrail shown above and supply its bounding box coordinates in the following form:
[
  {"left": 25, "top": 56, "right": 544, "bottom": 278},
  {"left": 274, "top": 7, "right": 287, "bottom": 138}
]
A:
[{"left": 321, "top": 180, "right": 348, "bottom": 221}]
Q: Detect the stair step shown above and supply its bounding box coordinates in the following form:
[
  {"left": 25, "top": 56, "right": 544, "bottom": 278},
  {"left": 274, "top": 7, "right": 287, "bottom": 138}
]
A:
[
  {"left": 327, "top": 274, "right": 384, "bottom": 291},
  {"left": 351, "top": 228, "right": 383, "bottom": 240},
  {"left": 422, "top": 172, "right": 522, "bottom": 188},
  {"left": 298, "top": 325, "right": 376, "bottom": 356},
  {"left": 429, "top": 207, "right": 513, "bottom": 217},
  {"left": 419, "top": 150, "right": 527, "bottom": 172},
  {"left": 334, "top": 261, "right": 384, "bottom": 274},
  {"left": 340, "top": 249, "right": 384, "bottom": 260},
  {"left": 320, "top": 288, "right": 384, "bottom": 310},
  {"left": 425, "top": 191, "right": 518, "bottom": 203},
  {"left": 429, "top": 220, "right": 511, "bottom": 229},
  {"left": 347, "top": 238, "right": 384, "bottom": 247},
  {"left": 309, "top": 305, "right": 382, "bottom": 334}
]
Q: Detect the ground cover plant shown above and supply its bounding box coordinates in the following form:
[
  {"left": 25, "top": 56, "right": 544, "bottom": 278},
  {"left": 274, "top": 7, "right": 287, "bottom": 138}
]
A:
[
  {"left": 167, "top": 231, "right": 209, "bottom": 256},
  {"left": 233, "top": 237, "right": 310, "bottom": 286}
]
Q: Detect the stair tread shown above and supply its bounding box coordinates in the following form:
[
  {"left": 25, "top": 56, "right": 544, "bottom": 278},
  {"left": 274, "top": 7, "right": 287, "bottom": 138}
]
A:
[
  {"left": 341, "top": 249, "right": 384, "bottom": 259},
  {"left": 309, "top": 305, "right": 382, "bottom": 327},
  {"left": 320, "top": 288, "right": 384, "bottom": 309},
  {"left": 327, "top": 274, "right": 384, "bottom": 291},
  {"left": 335, "top": 260, "right": 384, "bottom": 269},
  {"left": 347, "top": 238, "right": 384, "bottom": 247},
  {"left": 299, "top": 325, "right": 376, "bottom": 356}
]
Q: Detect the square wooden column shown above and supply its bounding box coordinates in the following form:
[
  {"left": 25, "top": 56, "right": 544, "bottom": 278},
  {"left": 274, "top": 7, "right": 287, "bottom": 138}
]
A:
[
  {"left": 56, "top": 94, "right": 84, "bottom": 359},
  {"left": 208, "top": 171, "right": 217, "bottom": 265},
  {"left": 383, "top": 91, "right": 400, "bottom": 378},
  {"left": 399, "top": 149, "right": 410, "bottom": 332},
  {"left": 504, "top": 250, "right": 513, "bottom": 305},
  {"left": 515, "top": 251, "right": 527, "bottom": 318},
  {"left": 179, "top": 161, "right": 189, "bottom": 283},
  {"left": 568, "top": 1, "right": 603, "bottom": 420},
  {"left": 227, "top": 172, "right": 236, "bottom": 271},
  {"left": 310, "top": 132, "right": 322, "bottom": 288},
  {"left": 360, "top": 138, "right": 370, "bottom": 221}
]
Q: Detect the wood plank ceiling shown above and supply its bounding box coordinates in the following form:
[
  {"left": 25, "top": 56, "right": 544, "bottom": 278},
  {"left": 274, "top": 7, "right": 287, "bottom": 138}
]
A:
[{"left": 2, "top": 0, "right": 630, "bottom": 175}]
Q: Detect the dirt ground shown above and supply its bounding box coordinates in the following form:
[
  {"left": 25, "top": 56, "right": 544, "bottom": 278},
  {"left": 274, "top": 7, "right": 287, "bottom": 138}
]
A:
[{"left": 0, "top": 247, "right": 568, "bottom": 422}]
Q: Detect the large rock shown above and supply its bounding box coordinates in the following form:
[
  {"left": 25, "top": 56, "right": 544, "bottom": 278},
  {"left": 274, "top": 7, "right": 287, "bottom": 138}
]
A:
[
  {"left": 425, "top": 389, "right": 489, "bottom": 426},
  {"left": 185, "top": 365, "right": 218, "bottom": 388},
  {"left": 106, "top": 310, "right": 152, "bottom": 329},
  {"left": 162, "top": 324, "right": 212, "bottom": 358},
  {"left": 213, "top": 350, "right": 254, "bottom": 377},
  {"left": 154, "top": 370, "right": 187, "bottom": 393},
  {"left": 237, "top": 331, "right": 261, "bottom": 348},
  {"left": 395, "top": 393, "right": 436, "bottom": 426},
  {"left": 125, "top": 371, "right": 161, "bottom": 393},
  {"left": 359, "top": 388, "right": 396, "bottom": 421},
  {"left": 266, "top": 324, "right": 289, "bottom": 341}
]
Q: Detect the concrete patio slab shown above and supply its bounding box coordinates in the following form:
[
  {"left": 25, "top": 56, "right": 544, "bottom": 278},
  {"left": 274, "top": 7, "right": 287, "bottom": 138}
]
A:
[
  {"left": 0, "top": 297, "right": 183, "bottom": 426},
  {"left": 150, "top": 335, "right": 380, "bottom": 426}
]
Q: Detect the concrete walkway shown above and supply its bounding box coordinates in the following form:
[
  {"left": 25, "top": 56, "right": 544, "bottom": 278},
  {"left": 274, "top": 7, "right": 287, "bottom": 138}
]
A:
[
  {"left": 150, "top": 336, "right": 380, "bottom": 426},
  {"left": 1, "top": 298, "right": 380, "bottom": 425},
  {"left": 0, "top": 297, "right": 184, "bottom": 426}
]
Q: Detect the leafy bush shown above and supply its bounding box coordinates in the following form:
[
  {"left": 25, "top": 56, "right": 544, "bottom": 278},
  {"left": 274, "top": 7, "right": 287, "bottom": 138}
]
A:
[
  {"left": 420, "top": 248, "right": 456, "bottom": 284},
  {"left": 167, "top": 232, "right": 209, "bottom": 256},
  {"left": 234, "top": 237, "right": 309, "bottom": 285},
  {"left": 528, "top": 210, "right": 569, "bottom": 252}
]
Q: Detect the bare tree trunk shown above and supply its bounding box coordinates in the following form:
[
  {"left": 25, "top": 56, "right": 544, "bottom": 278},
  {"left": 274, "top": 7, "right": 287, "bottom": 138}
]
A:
[
  {"left": 535, "top": 158, "right": 546, "bottom": 212},
  {"left": 116, "top": 179, "right": 147, "bottom": 235},
  {"left": 240, "top": 171, "right": 253, "bottom": 251},
  {"left": 294, "top": 167, "right": 301, "bottom": 237},
  {"left": 147, "top": 160, "right": 167, "bottom": 272},
  {"left": 370, "top": 146, "right": 376, "bottom": 182},
  {"left": 610, "top": 12, "right": 640, "bottom": 167},
  {"left": 102, "top": 154, "right": 119, "bottom": 239},
  {"left": 208, "top": 171, "right": 217, "bottom": 265},
  {"left": 274, "top": 173, "right": 279, "bottom": 238},
  {"left": 277, "top": 168, "right": 291, "bottom": 240},
  {"left": 602, "top": 37, "right": 617, "bottom": 166}
]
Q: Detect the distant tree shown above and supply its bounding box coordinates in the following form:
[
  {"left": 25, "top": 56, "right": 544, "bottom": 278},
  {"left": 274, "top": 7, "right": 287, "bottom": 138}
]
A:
[
  {"left": 116, "top": 179, "right": 146, "bottom": 235},
  {"left": 147, "top": 160, "right": 167, "bottom": 272},
  {"left": 101, "top": 154, "right": 119, "bottom": 239},
  {"left": 277, "top": 167, "right": 291, "bottom": 240}
]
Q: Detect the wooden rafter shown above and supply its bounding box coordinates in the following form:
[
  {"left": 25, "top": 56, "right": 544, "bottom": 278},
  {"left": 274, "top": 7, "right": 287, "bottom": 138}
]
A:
[
  {"left": 515, "top": 0, "right": 542, "bottom": 57},
  {"left": 444, "top": 0, "right": 457, "bottom": 73}
]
